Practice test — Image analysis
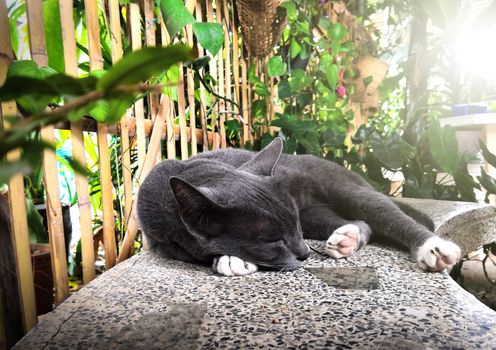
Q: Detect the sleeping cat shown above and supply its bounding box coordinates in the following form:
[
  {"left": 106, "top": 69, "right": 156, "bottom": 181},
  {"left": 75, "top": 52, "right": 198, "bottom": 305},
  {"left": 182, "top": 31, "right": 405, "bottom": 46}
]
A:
[{"left": 137, "top": 138, "right": 461, "bottom": 276}]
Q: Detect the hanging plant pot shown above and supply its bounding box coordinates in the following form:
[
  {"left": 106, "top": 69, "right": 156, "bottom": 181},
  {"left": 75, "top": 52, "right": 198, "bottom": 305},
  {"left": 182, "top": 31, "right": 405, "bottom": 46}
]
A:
[{"left": 234, "top": 0, "right": 287, "bottom": 58}]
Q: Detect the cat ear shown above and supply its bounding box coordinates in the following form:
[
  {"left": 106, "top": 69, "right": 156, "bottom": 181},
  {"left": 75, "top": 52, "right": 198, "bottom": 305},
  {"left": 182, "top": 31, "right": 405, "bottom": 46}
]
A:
[
  {"left": 238, "top": 137, "right": 283, "bottom": 176},
  {"left": 169, "top": 177, "right": 223, "bottom": 235}
]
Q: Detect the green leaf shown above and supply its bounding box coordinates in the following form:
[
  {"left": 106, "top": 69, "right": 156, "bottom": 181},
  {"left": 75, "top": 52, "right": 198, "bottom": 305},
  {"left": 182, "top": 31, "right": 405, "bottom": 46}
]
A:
[
  {"left": 479, "top": 139, "right": 496, "bottom": 168},
  {"left": 325, "top": 64, "right": 339, "bottom": 90},
  {"left": 192, "top": 22, "right": 224, "bottom": 56},
  {"left": 159, "top": 0, "right": 196, "bottom": 38},
  {"left": 280, "top": 1, "right": 297, "bottom": 20},
  {"left": 328, "top": 23, "right": 347, "bottom": 42},
  {"left": 278, "top": 79, "right": 292, "bottom": 99},
  {"left": 290, "top": 40, "right": 302, "bottom": 59},
  {"left": 267, "top": 56, "right": 287, "bottom": 77},
  {"left": 428, "top": 120, "right": 459, "bottom": 173},
  {"left": 251, "top": 100, "right": 267, "bottom": 118},
  {"left": 254, "top": 81, "right": 271, "bottom": 96},
  {"left": 478, "top": 167, "right": 496, "bottom": 195},
  {"left": 4, "top": 60, "right": 57, "bottom": 113},
  {"left": 43, "top": 0, "right": 65, "bottom": 72},
  {"left": 97, "top": 45, "right": 194, "bottom": 92},
  {"left": 289, "top": 69, "right": 312, "bottom": 92}
]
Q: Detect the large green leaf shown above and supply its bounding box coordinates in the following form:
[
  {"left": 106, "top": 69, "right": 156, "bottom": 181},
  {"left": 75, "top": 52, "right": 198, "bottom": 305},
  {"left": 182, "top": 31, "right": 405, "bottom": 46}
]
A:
[
  {"left": 97, "top": 45, "right": 194, "bottom": 92},
  {"left": 43, "top": 0, "right": 65, "bottom": 73},
  {"left": 325, "top": 64, "right": 339, "bottom": 90},
  {"left": 267, "top": 56, "right": 287, "bottom": 77},
  {"left": 277, "top": 79, "right": 292, "bottom": 99},
  {"left": 479, "top": 139, "right": 496, "bottom": 168},
  {"left": 192, "top": 22, "right": 224, "bottom": 56},
  {"left": 279, "top": 1, "right": 297, "bottom": 20},
  {"left": 4, "top": 60, "right": 57, "bottom": 113},
  {"left": 160, "top": 0, "right": 196, "bottom": 38},
  {"left": 328, "top": 23, "right": 347, "bottom": 42},
  {"left": 0, "top": 72, "right": 97, "bottom": 102},
  {"left": 478, "top": 167, "right": 496, "bottom": 203},
  {"left": 289, "top": 69, "right": 312, "bottom": 92},
  {"left": 251, "top": 99, "right": 267, "bottom": 118},
  {"left": 428, "top": 120, "right": 459, "bottom": 173}
]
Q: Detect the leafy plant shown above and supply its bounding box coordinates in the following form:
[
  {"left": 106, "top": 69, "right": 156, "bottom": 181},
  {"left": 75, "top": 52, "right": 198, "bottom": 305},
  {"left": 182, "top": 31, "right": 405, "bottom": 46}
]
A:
[{"left": 0, "top": 45, "right": 194, "bottom": 183}]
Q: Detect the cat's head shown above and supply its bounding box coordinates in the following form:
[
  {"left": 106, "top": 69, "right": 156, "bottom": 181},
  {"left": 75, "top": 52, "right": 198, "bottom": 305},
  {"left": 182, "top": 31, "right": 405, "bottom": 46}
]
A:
[{"left": 170, "top": 138, "right": 310, "bottom": 271}]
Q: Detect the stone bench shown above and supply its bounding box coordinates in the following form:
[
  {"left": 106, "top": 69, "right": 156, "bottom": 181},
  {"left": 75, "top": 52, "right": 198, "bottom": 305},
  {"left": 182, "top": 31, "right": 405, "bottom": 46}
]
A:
[{"left": 14, "top": 199, "right": 496, "bottom": 349}]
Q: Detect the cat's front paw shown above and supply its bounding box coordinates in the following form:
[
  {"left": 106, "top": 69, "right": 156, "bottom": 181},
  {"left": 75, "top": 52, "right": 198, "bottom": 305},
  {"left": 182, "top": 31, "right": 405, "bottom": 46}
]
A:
[
  {"left": 416, "top": 236, "right": 461, "bottom": 272},
  {"left": 325, "top": 224, "right": 360, "bottom": 259},
  {"left": 213, "top": 256, "right": 258, "bottom": 276}
]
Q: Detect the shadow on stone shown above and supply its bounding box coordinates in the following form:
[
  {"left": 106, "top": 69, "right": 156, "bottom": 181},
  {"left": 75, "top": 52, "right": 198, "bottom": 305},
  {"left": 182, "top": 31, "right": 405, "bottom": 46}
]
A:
[{"left": 306, "top": 266, "right": 380, "bottom": 290}]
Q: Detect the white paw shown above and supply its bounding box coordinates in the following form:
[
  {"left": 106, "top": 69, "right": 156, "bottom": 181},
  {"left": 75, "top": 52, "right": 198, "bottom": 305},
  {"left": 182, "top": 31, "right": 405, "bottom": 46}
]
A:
[
  {"left": 416, "top": 236, "right": 461, "bottom": 272},
  {"left": 325, "top": 224, "right": 360, "bottom": 259},
  {"left": 212, "top": 256, "right": 258, "bottom": 276}
]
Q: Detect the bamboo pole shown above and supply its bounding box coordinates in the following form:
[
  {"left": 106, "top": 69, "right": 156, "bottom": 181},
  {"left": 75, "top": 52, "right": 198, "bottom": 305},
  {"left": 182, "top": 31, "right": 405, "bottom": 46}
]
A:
[
  {"left": 59, "top": 0, "right": 95, "bottom": 284},
  {"left": 117, "top": 97, "right": 171, "bottom": 262},
  {"left": 205, "top": 0, "right": 219, "bottom": 149},
  {"left": 108, "top": 0, "right": 133, "bottom": 224},
  {"left": 230, "top": 2, "right": 241, "bottom": 111},
  {"left": 160, "top": 14, "right": 176, "bottom": 159},
  {"left": 84, "top": 0, "right": 117, "bottom": 269},
  {"left": 195, "top": 0, "right": 210, "bottom": 152},
  {"left": 129, "top": 2, "right": 147, "bottom": 173},
  {"left": 143, "top": 0, "right": 162, "bottom": 163},
  {"left": 241, "top": 53, "right": 249, "bottom": 145},
  {"left": 177, "top": 63, "right": 189, "bottom": 160},
  {"left": 0, "top": 0, "right": 37, "bottom": 332},
  {"left": 26, "top": 0, "right": 70, "bottom": 305},
  {"left": 215, "top": 1, "right": 226, "bottom": 148},
  {"left": 222, "top": 0, "right": 232, "bottom": 117},
  {"left": 185, "top": 25, "right": 197, "bottom": 155}
]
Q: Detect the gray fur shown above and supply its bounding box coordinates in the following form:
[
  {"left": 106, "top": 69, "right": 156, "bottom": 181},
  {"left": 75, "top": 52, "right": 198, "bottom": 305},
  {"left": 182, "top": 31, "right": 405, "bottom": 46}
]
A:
[{"left": 137, "top": 138, "right": 436, "bottom": 271}]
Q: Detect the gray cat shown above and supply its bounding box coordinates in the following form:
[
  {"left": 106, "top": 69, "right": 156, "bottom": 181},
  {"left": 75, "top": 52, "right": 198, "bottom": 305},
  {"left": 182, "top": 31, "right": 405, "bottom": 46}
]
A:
[{"left": 137, "top": 138, "right": 460, "bottom": 276}]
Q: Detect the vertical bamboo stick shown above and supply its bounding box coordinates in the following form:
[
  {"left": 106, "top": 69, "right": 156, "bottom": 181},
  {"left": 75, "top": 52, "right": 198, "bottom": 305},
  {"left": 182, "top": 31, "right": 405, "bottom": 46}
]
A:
[
  {"left": 222, "top": 0, "right": 232, "bottom": 117},
  {"left": 205, "top": 0, "right": 219, "bottom": 149},
  {"left": 129, "top": 2, "right": 147, "bottom": 174},
  {"left": 185, "top": 24, "right": 197, "bottom": 155},
  {"left": 143, "top": 0, "right": 162, "bottom": 163},
  {"left": 0, "top": 0, "right": 37, "bottom": 332},
  {"left": 59, "top": 0, "right": 96, "bottom": 284},
  {"left": 248, "top": 55, "right": 254, "bottom": 144},
  {"left": 108, "top": 0, "right": 133, "bottom": 225},
  {"left": 144, "top": 0, "right": 159, "bottom": 119},
  {"left": 241, "top": 53, "right": 249, "bottom": 145},
  {"left": 177, "top": 63, "right": 189, "bottom": 160},
  {"left": 195, "top": 0, "right": 209, "bottom": 151},
  {"left": 26, "top": 0, "right": 70, "bottom": 305},
  {"left": 160, "top": 15, "right": 176, "bottom": 159},
  {"left": 84, "top": 0, "right": 117, "bottom": 269},
  {"left": 230, "top": 2, "right": 240, "bottom": 111},
  {"left": 215, "top": 1, "right": 226, "bottom": 148}
]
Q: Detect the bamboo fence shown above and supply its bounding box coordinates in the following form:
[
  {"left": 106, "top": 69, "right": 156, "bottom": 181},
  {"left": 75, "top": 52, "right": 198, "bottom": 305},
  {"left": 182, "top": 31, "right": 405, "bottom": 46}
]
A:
[{"left": 0, "top": 0, "right": 275, "bottom": 334}]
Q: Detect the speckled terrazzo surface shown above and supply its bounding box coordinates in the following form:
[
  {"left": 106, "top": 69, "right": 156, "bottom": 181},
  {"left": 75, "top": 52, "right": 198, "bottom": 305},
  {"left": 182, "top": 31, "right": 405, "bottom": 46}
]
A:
[{"left": 15, "top": 199, "right": 496, "bottom": 350}]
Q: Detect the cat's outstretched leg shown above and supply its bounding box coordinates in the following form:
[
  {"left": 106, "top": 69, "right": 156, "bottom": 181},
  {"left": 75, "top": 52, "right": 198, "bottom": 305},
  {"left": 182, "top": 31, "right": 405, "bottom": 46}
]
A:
[
  {"left": 415, "top": 236, "right": 461, "bottom": 272},
  {"left": 213, "top": 256, "right": 258, "bottom": 276}
]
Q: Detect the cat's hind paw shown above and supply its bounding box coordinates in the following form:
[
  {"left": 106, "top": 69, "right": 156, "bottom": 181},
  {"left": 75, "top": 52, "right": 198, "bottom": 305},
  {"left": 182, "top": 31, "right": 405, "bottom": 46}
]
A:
[
  {"left": 325, "top": 224, "right": 360, "bottom": 259},
  {"left": 213, "top": 256, "right": 258, "bottom": 276},
  {"left": 416, "top": 236, "right": 461, "bottom": 272}
]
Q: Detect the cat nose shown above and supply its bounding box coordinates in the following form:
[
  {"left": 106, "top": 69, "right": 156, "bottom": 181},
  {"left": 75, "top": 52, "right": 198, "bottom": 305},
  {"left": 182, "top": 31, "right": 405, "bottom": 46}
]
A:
[{"left": 297, "top": 242, "right": 310, "bottom": 261}]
